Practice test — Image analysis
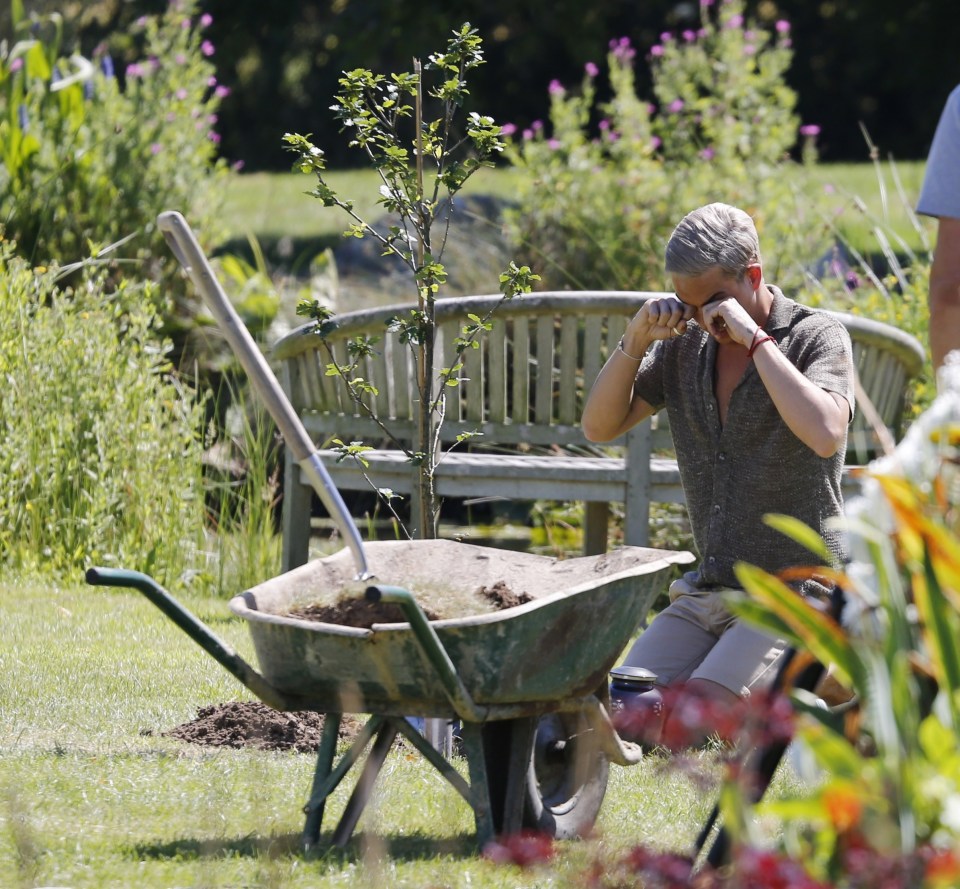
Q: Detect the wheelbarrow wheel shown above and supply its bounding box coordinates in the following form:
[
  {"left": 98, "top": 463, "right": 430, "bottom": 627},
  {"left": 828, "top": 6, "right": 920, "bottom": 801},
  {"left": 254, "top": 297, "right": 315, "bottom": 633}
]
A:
[{"left": 524, "top": 710, "right": 609, "bottom": 839}]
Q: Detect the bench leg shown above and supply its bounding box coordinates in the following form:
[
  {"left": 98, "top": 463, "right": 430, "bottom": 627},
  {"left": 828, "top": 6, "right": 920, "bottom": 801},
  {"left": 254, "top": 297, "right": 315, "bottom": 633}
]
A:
[
  {"left": 583, "top": 502, "right": 609, "bottom": 555},
  {"left": 282, "top": 449, "right": 312, "bottom": 572}
]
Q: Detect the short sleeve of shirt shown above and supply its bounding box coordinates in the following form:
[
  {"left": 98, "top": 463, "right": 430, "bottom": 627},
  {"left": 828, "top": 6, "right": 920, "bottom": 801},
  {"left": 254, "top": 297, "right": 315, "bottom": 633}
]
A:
[
  {"left": 918, "top": 85, "right": 960, "bottom": 221},
  {"left": 632, "top": 340, "right": 667, "bottom": 411},
  {"left": 790, "top": 314, "right": 856, "bottom": 419}
]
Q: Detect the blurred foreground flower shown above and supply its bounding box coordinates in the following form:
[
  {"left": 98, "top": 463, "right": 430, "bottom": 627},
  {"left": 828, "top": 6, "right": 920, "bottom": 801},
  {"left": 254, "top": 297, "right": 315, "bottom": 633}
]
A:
[{"left": 482, "top": 829, "right": 555, "bottom": 868}]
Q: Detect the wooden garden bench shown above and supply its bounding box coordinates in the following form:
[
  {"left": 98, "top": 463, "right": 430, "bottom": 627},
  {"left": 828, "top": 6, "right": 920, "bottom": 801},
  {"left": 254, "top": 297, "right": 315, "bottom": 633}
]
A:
[{"left": 272, "top": 291, "right": 926, "bottom": 572}]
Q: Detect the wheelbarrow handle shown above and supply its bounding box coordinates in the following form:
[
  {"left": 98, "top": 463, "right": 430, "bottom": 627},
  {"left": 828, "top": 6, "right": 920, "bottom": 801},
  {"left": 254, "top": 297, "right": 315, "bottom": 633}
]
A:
[
  {"left": 365, "top": 584, "right": 487, "bottom": 723},
  {"left": 86, "top": 567, "right": 301, "bottom": 712},
  {"left": 156, "top": 210, "right": 370, "bottom": 581}
]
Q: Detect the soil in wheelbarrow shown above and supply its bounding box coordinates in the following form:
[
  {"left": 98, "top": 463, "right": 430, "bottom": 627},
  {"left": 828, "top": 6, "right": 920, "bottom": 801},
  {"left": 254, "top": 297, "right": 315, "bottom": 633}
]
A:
[
  {"left": 161, "top": 701, "right": 363, "bottom": 753},
  {"left": 286, "top": 578, "right": 532, "bottom": 628}
]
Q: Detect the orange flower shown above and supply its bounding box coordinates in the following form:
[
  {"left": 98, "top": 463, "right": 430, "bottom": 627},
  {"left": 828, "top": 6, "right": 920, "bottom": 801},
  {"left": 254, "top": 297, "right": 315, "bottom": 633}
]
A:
[
  {"left": 823, "top": 785, "right": 862, "bottom": 833},
  {"left": 926, "top": 847, "right": 960, "bottom": 884}
]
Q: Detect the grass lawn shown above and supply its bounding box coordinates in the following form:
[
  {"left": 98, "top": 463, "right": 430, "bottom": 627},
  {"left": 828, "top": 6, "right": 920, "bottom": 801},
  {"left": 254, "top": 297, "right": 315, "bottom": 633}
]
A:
[
  {"left": 0, "top": 574, "right": 808, "bottom": 887},
  {"left": 220, "top": 160, "right": 931, "bottom": 261}
]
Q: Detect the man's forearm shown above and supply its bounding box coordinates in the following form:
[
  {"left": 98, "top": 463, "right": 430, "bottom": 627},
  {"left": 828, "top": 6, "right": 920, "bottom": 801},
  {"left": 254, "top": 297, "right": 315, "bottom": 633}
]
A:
[{"left": 751, "top": 339, "right": 849, "bottom": 458}]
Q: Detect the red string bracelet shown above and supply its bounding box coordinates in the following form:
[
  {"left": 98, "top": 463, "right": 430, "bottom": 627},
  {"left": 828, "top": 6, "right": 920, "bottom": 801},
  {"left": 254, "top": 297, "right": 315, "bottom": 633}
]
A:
[{"left": 747, "top": 333, "right": 775, "bottom": 359}]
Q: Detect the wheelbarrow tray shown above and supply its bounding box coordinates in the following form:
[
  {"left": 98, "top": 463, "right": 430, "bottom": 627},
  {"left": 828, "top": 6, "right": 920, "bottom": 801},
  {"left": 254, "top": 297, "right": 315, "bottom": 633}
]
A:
[{"left": 231, "top": 539, "right": 692, "bottom": 717}]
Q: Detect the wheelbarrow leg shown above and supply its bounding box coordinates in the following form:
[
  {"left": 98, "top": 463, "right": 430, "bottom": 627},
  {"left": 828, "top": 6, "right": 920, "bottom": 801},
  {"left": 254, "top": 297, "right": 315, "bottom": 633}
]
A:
[
  {"left": 331, "top": 720, "right": 399, "bottom": 848},
  {"left": 302, "top": 712, "right": 341, "bottom": 849},
  {"left": 458, "top": 722, "right": 496, "bottom": 848},
  {"left": 481, "top": 717, "right": 537, "bottom": 836},
  {"left": 302, "top": 714, "right": 383, "bottom": 850}
]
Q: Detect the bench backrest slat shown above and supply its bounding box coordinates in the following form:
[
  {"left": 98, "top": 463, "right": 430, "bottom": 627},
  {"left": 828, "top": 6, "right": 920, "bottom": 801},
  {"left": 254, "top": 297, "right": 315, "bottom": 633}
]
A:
[{"left": 272, "top": 292, "right": 925, "bottom": 455}]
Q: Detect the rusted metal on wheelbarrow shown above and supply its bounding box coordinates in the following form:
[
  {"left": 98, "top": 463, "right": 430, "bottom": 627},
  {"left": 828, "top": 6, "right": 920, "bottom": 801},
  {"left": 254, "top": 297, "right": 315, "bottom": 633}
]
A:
[{"left": 83, "top": 211, "right": 694, "bottom": 851}]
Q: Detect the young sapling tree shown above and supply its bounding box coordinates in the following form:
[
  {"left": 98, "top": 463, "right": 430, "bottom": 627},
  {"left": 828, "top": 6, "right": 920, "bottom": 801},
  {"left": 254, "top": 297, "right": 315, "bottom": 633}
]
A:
[{"left": 283, "top": 23, "right": 538, "bottom": 539}]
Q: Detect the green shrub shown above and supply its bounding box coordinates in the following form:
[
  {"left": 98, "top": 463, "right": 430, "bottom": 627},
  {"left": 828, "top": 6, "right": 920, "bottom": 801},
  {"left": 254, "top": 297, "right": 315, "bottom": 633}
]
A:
[
  {"left": 503, "top": 0, "right": 830, "bottom": 293},
  {"left": 0, "top": 243, "right": 207, "bottom": 582},
  {"left": 0, "top": 0, "right": 228, "bottom": 314}
]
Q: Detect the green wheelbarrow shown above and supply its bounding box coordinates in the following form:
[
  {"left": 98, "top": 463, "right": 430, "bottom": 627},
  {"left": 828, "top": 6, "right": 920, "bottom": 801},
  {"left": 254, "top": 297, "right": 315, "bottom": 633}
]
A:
[{"left": 85, "top": 212, "right": 693, "bottom": 852}]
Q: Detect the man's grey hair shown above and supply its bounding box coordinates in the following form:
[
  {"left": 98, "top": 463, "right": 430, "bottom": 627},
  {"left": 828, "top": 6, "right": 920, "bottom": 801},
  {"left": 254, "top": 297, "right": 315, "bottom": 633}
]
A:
[{"left": 664, "top": 202, "right": 761, "bottom": 279}]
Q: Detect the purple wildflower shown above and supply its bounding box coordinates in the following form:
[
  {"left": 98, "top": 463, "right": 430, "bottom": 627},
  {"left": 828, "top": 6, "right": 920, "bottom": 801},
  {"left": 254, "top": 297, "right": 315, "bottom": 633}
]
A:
[
  {"left": 500, "top": 122, "right": 517, "bottom": 136},
  {"left": 800, "top": 124, "right": 821, "bottom": 137},
  {"left": 150, "top": 143, "right": 162, "bottom": 155},
  {"left": 611, "top": 36, "right": 636, "bottom": 61},
  {"left": 207, "top": 75, "right": 217, "bottom": 87},
  {"left": 700, "top": 147, "right": 715, "bottom": 160},
  {"left": 208, "top": 131, "right": 221, "bottom": 144},
  {"left": 682, "top": 29, "right": 697, "bottom": 42},
  {"left": 548, "top": 79, "right": 565, "bottom": 96},
  {"left": 727, "top": 14, "right": 744, "bottom": 27},
  {"left": 776, "top": 19, "right": 791, "bottom": 33},
  {"left": 650, "top": 136, "right": 662, "bottom": 149},
  {"left": 232, "top": 159, "right": 245, "bottom": 171},
  {"left": 547, "top": 138, "right": 561, "bottom": 150},
  {"left": 201, "top": 40, "right": 215, "bottom": 57},
  {"left": 10, "top": 57, "right": 24, "bottom": 73},
  {"left": 585, "top": 61, "right": 599, "bottom": 77},
  {"left": 214, "top": 85, "right": 231, "bottom": 99},
  {"left": 667, "top": 98, "right": 685, "bottom": 113},
  {"left": 650, "top": 45, "right": 664, "bottom": 57},
  {"left": 126, "top": 63, "right": 145, "bottom": 78},
  {"left": 744, "top": 44, "right": 757, "bottom": 54},
  {"left": 522, "top": 128, "right": 534, "bottom": 140},
  {"left": 181, "top": 18, "right": 191, "bottom": 29},
  {"left": 532, "top": 120, "right": 543, "bottom": 131},
  {"left": 660, "top": 31, "right": 673, "bottom": 42},
  {"left": 200, "top": 13, "right": 213, "bottom": 27}
]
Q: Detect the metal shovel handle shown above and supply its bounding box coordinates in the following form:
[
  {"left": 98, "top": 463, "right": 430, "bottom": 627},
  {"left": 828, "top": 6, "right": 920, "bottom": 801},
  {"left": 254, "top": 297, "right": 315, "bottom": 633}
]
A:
[{"left": 157, "top": 210, "right": 369, "bottom": 579}]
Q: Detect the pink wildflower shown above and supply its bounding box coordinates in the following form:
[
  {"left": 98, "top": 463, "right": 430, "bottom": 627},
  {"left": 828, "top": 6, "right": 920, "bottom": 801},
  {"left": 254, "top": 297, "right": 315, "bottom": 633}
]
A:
[
  {"left": 500, "top": 122, "right": 517, "bottom": 136},
  {"left": 776, "top": 19, "right": 791, "bottom": 33},
  {"left": 585, "top": 61, "right": 599, "bottom": 77},
  {"left": 667, "top": 99, "right": 685, "bottom": 113},
  {"left": 200, "top": 13, "right": 213, "bottom": 27},
  {"left": 548, "top": 79, "right": 565, "bottom": 96},
  {"left": 800, "top": 124, "right": 821, "bottom": 137},
  {"left": 650, "top": 45, "right": 664, "bottom": 57},
  {"left": 201, "top": 40, "right": 214, "bottom": 57}
]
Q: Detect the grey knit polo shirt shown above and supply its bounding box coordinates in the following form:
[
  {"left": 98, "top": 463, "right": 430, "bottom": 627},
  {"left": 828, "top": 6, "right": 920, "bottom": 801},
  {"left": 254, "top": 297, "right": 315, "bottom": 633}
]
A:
[{"left": 632, "top": 287, "right": 855, "bottom": 588}]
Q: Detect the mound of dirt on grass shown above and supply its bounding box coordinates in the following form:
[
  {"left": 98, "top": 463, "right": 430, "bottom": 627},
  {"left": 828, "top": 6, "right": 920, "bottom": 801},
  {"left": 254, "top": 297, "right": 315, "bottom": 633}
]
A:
[{"left": 163, "top": 702, "right": 360, "bottom": 753}]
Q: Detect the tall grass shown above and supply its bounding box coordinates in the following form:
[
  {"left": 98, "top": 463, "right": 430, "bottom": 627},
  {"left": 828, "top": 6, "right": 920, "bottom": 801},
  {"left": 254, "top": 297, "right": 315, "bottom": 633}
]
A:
[{"left": 0, "top": 249, "right": 208, "bottom": 584}]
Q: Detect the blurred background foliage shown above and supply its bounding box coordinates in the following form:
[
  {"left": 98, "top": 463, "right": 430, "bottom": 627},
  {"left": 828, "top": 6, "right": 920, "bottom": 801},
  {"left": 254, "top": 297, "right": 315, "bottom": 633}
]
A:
[{"left": 4, "top": 0, "right": 959, "bottom": 172}]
